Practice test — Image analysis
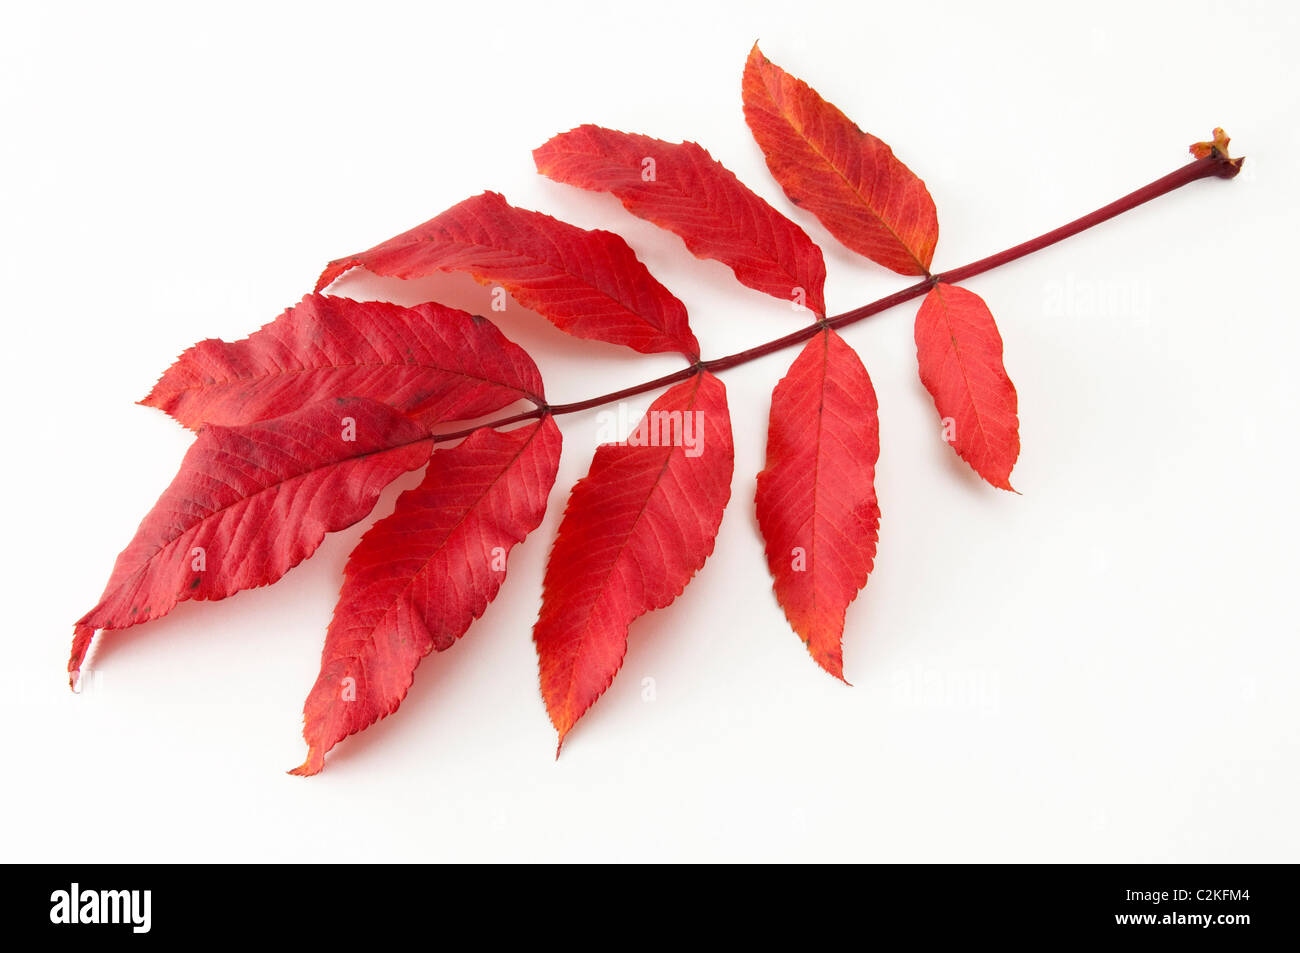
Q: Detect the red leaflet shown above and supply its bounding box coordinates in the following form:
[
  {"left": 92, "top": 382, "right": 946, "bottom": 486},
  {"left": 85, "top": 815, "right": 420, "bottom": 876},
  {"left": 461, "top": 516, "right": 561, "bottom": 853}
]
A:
[
  {"left": 914, "top": 283, "right": 1020, "bottom": 490},
  {"left": 534, "top": 125, "right": 828, "bottom": 317},
  {"left": 756, "top": 329, "right": 880, "bottom": 680},
  {"left": 142, "top": 294, "right": 543, "bottom": 430},
  {"left": 316, "top": 191, "right": 699, "bottom": 358},
  {"left": 292, "top": 417, "right": 561, "bottom": 775},
  {"left": 534, "top": 372, "right": 733, "bottom": 749},
  {"left": 742, "top": 44, "right": 939, "bottom": 276},
  {"left": 70, "top": 398, "right": 432, "bottom": 684}
]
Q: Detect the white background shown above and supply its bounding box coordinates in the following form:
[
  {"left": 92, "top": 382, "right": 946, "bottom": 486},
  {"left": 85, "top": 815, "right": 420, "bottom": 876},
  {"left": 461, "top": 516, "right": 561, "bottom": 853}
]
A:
[{"left": 3, "top": 0, "right": 1296, "bottom": 862}]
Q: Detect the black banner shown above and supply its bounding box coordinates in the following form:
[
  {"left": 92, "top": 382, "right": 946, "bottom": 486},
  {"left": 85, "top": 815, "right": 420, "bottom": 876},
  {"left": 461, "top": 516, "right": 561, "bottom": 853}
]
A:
[{"left": 6, "top": 864, "right": 1287, "bottom": 942}]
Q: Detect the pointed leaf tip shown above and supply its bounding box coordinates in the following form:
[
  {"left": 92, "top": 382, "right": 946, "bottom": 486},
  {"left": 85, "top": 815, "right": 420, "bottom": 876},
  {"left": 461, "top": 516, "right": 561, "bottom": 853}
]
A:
[{"left": 288, "top": 749, "right": 323, "bottom": 777}]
